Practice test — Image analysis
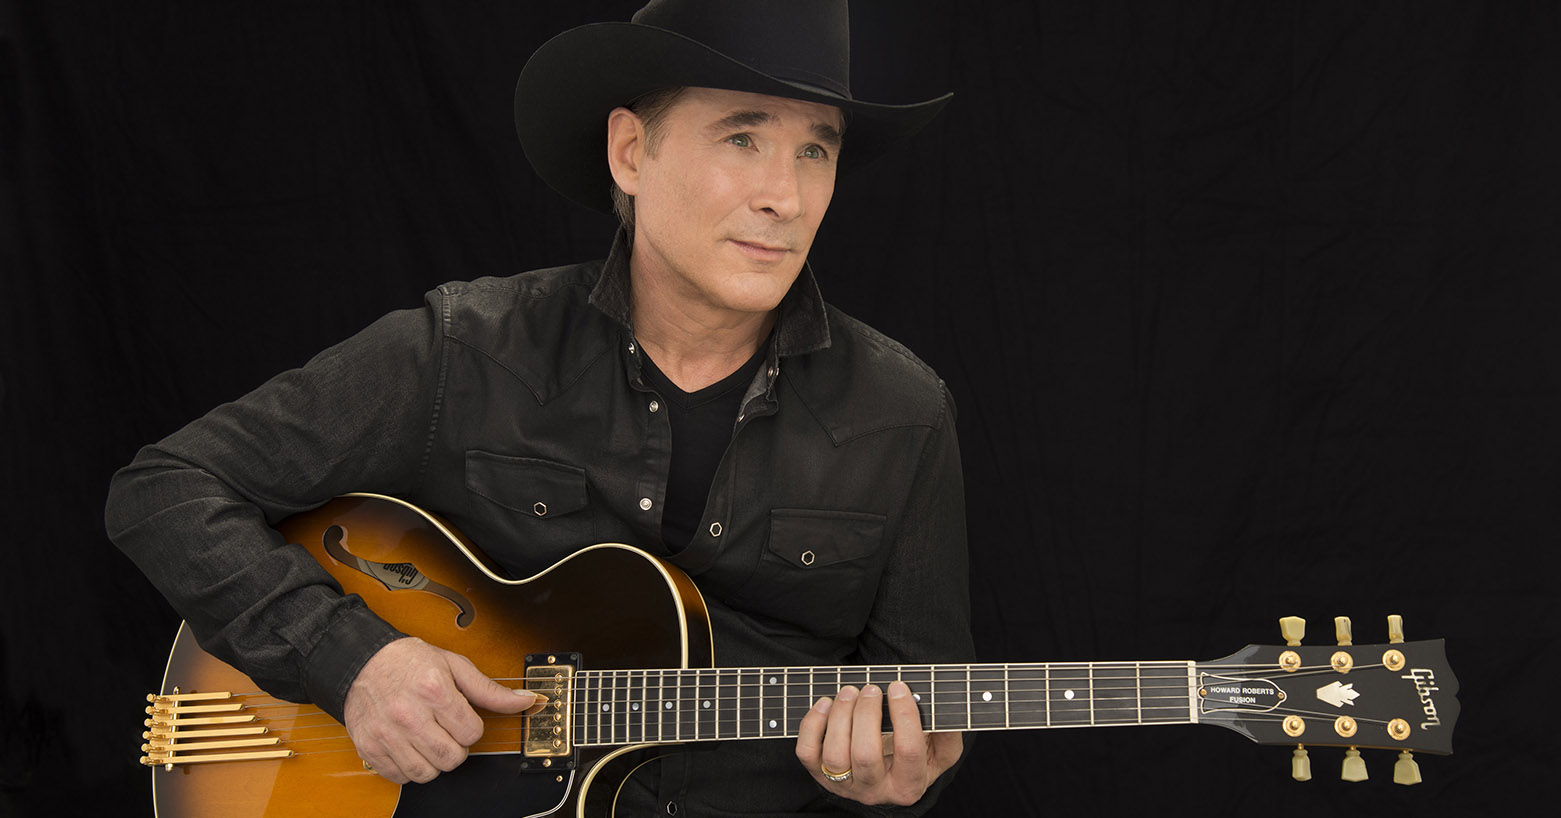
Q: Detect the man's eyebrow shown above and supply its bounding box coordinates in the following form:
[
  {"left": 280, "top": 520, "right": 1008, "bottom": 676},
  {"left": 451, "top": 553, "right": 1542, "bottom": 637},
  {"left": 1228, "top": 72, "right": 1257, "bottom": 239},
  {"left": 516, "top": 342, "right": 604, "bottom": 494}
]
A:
[
  {"left": 812, "top": 121, "right": 844, "bottom": 149},
  {"left": 708, "top": 109, "right": 845, "bottom": 148},
  {"left": 710, "top": 110, "right": 777, "bottom": 133}
]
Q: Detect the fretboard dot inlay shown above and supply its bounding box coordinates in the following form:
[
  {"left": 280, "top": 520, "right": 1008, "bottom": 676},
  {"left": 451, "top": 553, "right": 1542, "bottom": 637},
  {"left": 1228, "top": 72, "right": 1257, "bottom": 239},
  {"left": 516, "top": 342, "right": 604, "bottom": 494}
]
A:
[
  {"left": 702, "top": 701, "right": 711, "bottom": 709},
  {"left": 1065, "top": 690, "right": 1075, "bottom": 700},
  {"left": 982, "top": 691, "right": 993, "bottom": 702},
  {"left": 603, "top": 704, "right": 612, "bottom": 711},
  {"left": 769, "top": 677, "right": 778, "bottom": 685},
  {"left": 769, "top": 720, "right": 778, "bottom": 729},
  {"left": 665, "top": 702, "right": 674, "bottom": 710}
]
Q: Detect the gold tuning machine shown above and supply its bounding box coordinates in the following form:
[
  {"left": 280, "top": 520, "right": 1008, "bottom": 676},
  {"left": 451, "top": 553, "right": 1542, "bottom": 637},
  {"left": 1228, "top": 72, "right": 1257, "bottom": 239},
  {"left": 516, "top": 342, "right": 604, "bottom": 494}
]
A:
[
  {"left": 1334, "top": 616, "right": 1352, "bottom": 646},
  {"left": 1388, "top": 614, "right": 1405, "bottom": 644},
  {"left": 1341, "top": 747, "right": 1368, "bottom": 782},
  {"left": 1291, "top": 746, "right": 1312, "bottom": 781},
  {"left": 1394, "top": 750, "right": 1422, "bottom": 785},
  {"left": 1279, "top": 616, "right": 1306, "bottom": 646}
]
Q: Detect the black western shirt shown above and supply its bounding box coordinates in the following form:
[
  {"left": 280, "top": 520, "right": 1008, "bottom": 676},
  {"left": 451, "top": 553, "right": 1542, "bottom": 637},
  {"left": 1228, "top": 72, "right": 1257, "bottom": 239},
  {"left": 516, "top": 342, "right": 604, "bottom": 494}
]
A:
[{"left": 107, "top": 233, "right": 974, "bottom": 816}]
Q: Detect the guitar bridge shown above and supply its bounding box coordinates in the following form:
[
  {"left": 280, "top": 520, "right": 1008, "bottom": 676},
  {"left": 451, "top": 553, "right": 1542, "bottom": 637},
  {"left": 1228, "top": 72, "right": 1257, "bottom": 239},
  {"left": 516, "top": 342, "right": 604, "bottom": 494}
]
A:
[{"left": 522, "top": 653, "right": 577, "bottom": 760}]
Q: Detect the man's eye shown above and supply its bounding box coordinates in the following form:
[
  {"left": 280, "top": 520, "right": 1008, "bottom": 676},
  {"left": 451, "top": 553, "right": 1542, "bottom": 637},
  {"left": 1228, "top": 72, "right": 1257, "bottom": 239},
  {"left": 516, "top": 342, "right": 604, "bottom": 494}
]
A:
[
  {"left": 728, "top": 134, "right": 753, "bottom": 148},
  {"left": 800, "top": 145, "right": 827, "bottom": 160}
]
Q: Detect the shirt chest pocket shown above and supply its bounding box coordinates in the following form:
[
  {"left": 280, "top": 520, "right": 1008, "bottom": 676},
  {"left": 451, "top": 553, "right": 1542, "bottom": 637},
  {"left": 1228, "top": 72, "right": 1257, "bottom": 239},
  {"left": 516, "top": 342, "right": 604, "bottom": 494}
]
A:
[
  {"left": 463, "top": 451, "right": 594, "bottom": 561},
  {"left": 734, "top": 509, "right": 887, "bottom": 640}
]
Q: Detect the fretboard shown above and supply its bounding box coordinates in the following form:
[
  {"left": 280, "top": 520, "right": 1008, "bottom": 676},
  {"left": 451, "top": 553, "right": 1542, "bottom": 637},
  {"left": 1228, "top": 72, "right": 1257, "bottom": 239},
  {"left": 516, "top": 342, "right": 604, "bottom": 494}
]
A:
[{"left": 570, "top": 662, "right": 1196, "bottom": 747}]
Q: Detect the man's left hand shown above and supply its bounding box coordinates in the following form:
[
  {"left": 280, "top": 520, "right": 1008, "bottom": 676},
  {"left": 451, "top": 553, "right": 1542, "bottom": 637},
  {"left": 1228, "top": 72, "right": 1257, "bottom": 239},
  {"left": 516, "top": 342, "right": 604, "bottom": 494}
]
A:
[{"left": 794, "top": 681, "right": 963, "bottom": 807}]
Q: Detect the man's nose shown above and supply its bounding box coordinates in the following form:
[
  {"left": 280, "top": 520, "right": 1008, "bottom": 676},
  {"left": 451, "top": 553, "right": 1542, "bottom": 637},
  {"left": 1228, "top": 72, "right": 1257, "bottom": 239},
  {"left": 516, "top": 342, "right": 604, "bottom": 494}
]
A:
[{"left": 752, "top": 153, "right": 804, "bottom": 221}]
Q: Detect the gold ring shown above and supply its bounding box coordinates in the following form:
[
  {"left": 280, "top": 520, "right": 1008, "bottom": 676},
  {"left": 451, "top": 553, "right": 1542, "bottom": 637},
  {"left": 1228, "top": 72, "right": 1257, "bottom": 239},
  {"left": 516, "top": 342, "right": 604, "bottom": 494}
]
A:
[
  {"left": 362, "top": 761, "right": 375, "bottom": 772},
  {"left": 821, "top": 762, "right": 853, "bottom": 782}
]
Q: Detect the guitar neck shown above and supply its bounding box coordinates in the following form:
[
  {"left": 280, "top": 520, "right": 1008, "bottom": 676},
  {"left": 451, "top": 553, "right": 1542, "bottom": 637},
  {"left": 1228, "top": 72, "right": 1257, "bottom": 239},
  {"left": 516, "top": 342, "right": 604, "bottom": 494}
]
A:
[{"left": 570, "top": 662, "right": 1198, "bottom": 747}]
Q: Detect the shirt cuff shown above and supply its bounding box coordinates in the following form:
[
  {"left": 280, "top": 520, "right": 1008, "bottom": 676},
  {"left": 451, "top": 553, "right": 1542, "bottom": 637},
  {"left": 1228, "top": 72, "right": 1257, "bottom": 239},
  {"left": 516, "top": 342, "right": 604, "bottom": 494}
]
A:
[{"left": 300, "top": 596, "right": 406, "bottom": 724}]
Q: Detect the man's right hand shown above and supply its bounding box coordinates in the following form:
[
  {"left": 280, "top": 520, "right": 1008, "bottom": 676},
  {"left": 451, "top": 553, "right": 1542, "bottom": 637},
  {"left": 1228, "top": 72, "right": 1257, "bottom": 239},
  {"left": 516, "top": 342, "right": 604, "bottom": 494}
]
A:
[{"left": 344, "top": 636, "right": 539, "bottom": 784}]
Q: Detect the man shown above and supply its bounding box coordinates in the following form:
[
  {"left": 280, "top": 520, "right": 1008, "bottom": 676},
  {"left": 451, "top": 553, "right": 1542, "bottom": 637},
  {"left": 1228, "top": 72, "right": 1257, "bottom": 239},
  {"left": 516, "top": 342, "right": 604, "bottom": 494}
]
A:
[{"left": 106, "top": 1, "right": 972, "bottom": 814}]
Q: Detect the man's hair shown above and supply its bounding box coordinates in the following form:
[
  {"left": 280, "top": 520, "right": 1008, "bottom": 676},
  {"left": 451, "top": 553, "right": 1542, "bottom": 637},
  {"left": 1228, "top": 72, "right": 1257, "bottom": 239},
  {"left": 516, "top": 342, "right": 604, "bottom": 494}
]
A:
[{"left": 611, "top": 87, "right": 688, "bottom": 238}]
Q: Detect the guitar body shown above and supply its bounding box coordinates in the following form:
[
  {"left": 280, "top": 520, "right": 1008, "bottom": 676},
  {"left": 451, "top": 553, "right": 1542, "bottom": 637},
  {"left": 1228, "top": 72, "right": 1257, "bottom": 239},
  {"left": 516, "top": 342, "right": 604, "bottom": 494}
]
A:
[{"left": 150, "top": 494, "right": 713, "bottom": 818}]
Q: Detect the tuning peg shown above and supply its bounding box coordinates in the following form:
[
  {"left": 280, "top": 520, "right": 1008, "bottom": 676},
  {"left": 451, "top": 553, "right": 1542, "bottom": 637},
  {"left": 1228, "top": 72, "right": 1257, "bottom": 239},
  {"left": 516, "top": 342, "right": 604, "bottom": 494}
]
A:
[
  {"left": 1393, "top": 750, "right": 1422, "bottom": 785},
  {"left": 1334, "top": 616, "right": 1352, "bottom": 646},
  {"left": 1341, "top": 747, "right": 1368, "bottom": 782},
  {"left": 1388, "top": 614, "right": 1405, "bottom": 644},
  {"left": 1291, "top": 746, "right": 1312, "bottom": 781},
  {"left": 1280, "top": 616, "right": 1306, "bottom": 646}
]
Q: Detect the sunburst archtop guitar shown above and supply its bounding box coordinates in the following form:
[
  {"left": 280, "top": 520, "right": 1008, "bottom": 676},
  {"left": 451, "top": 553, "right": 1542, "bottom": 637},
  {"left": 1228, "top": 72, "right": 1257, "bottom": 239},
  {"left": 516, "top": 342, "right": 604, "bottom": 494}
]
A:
[{"left": 138, "top": 494, "right": 1460, "bottom": 817}]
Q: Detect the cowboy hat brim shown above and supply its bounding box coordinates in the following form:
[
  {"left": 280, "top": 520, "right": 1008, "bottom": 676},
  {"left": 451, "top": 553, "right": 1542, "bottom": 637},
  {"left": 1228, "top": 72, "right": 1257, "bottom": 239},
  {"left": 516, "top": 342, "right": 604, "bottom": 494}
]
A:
[{"left": 515, "top": 22, "right": 951, "bottom": 214}]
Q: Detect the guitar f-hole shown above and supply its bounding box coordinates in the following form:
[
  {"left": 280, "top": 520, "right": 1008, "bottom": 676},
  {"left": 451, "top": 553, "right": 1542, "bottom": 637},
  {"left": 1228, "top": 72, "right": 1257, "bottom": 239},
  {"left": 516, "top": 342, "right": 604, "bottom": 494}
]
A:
[{"left": 320, "top": 524, "right": 476, "bottom": 627}]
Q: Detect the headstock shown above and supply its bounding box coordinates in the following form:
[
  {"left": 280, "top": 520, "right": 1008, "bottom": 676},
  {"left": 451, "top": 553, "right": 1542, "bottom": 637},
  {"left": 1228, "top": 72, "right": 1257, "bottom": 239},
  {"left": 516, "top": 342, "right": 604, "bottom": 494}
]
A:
[{"left": 1196, "top": 615, "right": 1459, "bottom": 784}]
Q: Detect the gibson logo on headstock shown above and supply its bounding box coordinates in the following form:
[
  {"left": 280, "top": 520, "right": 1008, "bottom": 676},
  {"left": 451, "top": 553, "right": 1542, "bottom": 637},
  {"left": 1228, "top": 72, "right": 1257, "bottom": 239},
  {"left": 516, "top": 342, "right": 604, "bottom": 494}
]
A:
[{"left": 1403, "top": 668, "right": 1442, "bottom": 730}]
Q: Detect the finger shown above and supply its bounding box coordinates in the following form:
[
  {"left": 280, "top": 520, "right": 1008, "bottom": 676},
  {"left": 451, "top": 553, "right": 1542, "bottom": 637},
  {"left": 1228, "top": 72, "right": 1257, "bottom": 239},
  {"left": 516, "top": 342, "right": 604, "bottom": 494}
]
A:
[
  {"left": 448, "top": 653, "right": 540, "bottom": 715},
  {"left": 885, "top": 681, "right": 930, "bottom": 767},
  {"left": 795, "top": 695, "right": 832, "bottom": 770},
  {"left": 850, "top": 685, "right": 890, "bottom": 784},
  {"left": 363, "top": 735, "right": 437, "bottom": 785},
  {"left": 820, "top": 686, "right": 859, "bottom": 776}
]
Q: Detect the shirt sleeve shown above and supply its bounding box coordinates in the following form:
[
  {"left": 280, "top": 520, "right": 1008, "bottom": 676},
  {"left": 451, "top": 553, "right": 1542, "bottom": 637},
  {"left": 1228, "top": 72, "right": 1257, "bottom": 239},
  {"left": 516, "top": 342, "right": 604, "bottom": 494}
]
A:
[
  {"left": 104, "top": 297, "right": 447, "bottom": 722},
  {"left": 829, "top": 382, "right": 976, "bottom": 816}
]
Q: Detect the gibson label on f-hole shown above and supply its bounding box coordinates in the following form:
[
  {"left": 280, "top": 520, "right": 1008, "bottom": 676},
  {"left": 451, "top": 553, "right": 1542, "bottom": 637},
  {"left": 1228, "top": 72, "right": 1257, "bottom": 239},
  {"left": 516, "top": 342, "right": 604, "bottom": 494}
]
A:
[{"left": 1404, "top": 668, "right": 1443, "bottom": 730}]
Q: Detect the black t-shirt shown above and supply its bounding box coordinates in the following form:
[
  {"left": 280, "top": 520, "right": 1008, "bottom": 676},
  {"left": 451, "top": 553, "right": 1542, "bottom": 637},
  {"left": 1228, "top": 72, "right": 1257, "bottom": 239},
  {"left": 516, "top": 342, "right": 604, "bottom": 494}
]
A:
[{"left": 641, "top": 348, "right": 765, "bottom": 552}]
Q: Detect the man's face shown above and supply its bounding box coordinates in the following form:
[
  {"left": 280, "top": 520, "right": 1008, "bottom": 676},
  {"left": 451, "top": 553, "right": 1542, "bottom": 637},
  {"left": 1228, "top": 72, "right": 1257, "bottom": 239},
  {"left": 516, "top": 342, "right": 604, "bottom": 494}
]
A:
[{"left": 619, "top": 87, "right": 843, "bottom": 320}]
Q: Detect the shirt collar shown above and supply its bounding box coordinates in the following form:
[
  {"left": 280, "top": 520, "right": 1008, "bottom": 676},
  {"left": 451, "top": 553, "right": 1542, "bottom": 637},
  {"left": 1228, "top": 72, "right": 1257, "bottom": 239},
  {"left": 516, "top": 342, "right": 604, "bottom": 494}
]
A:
[{"left": 588, "top": 228, "right": 832, "bottom": 358}]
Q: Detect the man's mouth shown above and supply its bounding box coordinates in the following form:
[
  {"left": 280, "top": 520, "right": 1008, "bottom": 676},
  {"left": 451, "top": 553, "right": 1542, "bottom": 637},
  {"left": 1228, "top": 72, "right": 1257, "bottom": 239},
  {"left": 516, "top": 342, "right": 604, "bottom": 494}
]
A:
[{"left": 731, "top": 239, "right": 790, "bottom": 261}]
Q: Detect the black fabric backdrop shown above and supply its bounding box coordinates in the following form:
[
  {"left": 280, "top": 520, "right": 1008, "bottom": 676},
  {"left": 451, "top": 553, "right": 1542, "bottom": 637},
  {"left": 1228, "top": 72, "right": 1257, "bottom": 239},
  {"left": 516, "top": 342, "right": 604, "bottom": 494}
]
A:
[{"left": 2, "top": 1, "right": 1556, "bottom": 816}]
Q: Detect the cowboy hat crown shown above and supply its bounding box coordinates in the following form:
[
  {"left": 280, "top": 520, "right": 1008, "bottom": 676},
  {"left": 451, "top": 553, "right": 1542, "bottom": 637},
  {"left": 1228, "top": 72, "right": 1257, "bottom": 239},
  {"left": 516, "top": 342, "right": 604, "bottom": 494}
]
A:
[{"left": 515, "top": 0, "right": 951, "bottom": 213}]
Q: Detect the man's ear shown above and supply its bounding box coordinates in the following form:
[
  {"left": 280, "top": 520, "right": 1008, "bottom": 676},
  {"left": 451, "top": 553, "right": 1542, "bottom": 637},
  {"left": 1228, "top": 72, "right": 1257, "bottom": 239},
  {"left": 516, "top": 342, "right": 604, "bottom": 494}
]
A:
[{"left": 606, "top": 107, "right": 645, "bottom": 197}]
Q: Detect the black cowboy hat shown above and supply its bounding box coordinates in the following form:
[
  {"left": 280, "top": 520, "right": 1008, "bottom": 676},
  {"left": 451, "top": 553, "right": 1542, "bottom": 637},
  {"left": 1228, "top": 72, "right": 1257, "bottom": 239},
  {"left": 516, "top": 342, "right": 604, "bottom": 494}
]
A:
[{"left": 515, "top": 0, "right": 952, "bottom": 214}]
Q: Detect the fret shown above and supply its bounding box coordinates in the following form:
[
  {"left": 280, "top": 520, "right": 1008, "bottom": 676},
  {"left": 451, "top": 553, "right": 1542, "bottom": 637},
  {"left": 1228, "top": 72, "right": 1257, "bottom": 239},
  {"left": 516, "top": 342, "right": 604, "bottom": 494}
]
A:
[
  {"left": 675, "top": 669, "right": 695, "bottom": 741},
  {"left": 1091, "top": 663, "right": 1141, "bottom": 726},
  {"left": 717, "top": 669, "right": 740, "bottom": 740},
  {"left": 632, "top": 669, "right": 648, "bottom": 743},
  {"left": 573, "top": 672, "right": 589, "bottom": 745},
  {"left": 784, "top": 668, "right": 812, "bottom": 733},
  {"left": 590, "top": 671, "right": 604, "bottom": 746},
  {"left": 603, "top": 671, "right": 617, "bottom": 745},
  {"left": 899, "top": 666, "right": 934, "bottom": 730},
  {"left": 968, "top": 666, "right": 1007, "bottom": 730},
  {"left": 760, "top": 669, "right": 786, "bottom": 738},
  {"left": 697, "top": 669, "right": 718, "bottom": 740},
  {"left": 742, "top": 668, "right": 760, "bottom": 739},
  {"left": 618, "top": 670, "right": 632, "bottom": 743},
  {"left": 1006, "top": 665, "right": 1047, "bottom": 729},
  {"left": 931, "top": 666, "right": 969, "bottom": 732},
  {"left": 1140, "top": 662, "right": 1195, "bottom": 725},
  {"left": 1048, "top": 665, "right": 1093, "bottom": 727}
]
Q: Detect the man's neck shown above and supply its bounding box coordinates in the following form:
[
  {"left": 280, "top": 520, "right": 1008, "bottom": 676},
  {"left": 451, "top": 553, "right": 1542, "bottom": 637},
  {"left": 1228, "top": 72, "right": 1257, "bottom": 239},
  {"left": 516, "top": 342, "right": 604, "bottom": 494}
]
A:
[{"left": 629, "top": 271, "right": 777, "bottom": 394}]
